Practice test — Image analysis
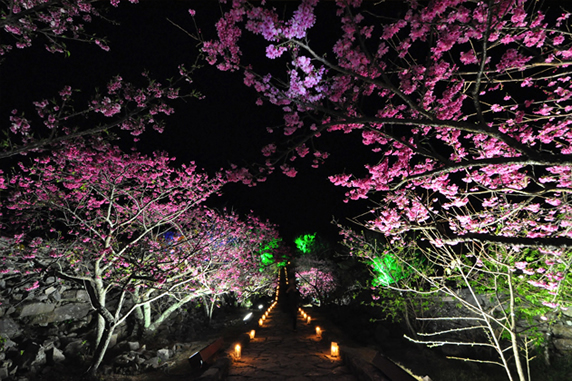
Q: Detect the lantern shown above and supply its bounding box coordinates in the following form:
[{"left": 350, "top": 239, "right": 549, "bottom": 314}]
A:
[
  {"left": 331, "top": 342, "right": 339, "bottom": 357},
  {"left": 307, "top": 316, "right": 311, "bottom": 324},
  {"left": 259, "top": 319, "right": 263, "bottom": 327},
  {"left": 234, "top": 344, "right": 241, "bottom": 359},
  {"left": 249, "top": 330, "right": 255, "bottom": 340},
  {"left": 316, "top": 326, "right": 322, "bottom": 338}
]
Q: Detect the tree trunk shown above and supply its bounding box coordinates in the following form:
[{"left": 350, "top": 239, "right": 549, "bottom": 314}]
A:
[
  {"left": 87, "top": 324, "right": 116, "bottom": 376},
  {"left": 146, "top": 294, "right": 196, "bottom": 333},
  {"left": 508, "top": 274, "right": 527, "bottom": 381}
]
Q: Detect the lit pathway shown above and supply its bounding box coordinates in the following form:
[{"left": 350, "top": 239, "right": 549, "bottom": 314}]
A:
[{"left": 225, "top": 305, "right": 357, "bottom": 381}]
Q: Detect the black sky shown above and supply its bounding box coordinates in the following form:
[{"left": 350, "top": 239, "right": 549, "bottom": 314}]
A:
[{"left": 0, "top": 0, "right": 370, "bottom": 244}]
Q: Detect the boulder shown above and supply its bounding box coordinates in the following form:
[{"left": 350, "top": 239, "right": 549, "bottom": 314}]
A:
[
  {"left": 0, "top": 318, "right": 21, "bottom": 339},
  {"left": 157, "top": 348, "right": 171, "bottom": 362},
  {"left": 19, "top": 303, "right": 55, "bottom": 318},
  {"left": 552, "top": 324, "right": 572, "bottom": 338},
  {"left": 554, "top": 338, "right": 572, "bottom": 352},
  {"left": 52, "top": 303, "right": 91, "bottom": 322}
]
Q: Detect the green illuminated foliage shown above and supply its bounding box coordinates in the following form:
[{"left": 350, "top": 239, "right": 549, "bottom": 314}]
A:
[
  {"left": 294, "top": 233, "right": 316, "bottom": 254},
  {"left": 257, "top": 238, "right": 281, "bottom": 268},
  {"left": 370, "top": 252, "right": 409, "bottom": 287}
]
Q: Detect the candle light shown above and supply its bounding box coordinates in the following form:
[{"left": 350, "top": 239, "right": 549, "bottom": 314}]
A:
[
  {"left": 234, "top": 344, "right": 241, "bottom": 359},
  {"left": 316, "top": 326, "right": 322, "bottom": 338},
  {"left": 249, "top": 330, "right": 255, "bottom": 340},
  {"left": 331, "top": 342, "right": 339, "bottom": 357},
  {"left": 307, "top": 316, "right": 311, "bottom": 324},
  {"left": 259, "top": 319, "right": 263, "bottom": 326}
]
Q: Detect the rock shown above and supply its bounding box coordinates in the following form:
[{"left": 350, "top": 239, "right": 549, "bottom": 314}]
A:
[
  {"left": 46, "top": 347, "right": 65, "bottom": 364},
  {"left": 52, "top": 303, "right": 91, "bottom": 322},
  {"left": 61, "top": 290, "right": 89, "bottom": 302},
  {"left": 114, "top": 353, "right": 135, "bottom": 366},
  {"left": 64, "top": 340, "right": 87, "bottom": 359},
  {"left": 143, "top": 357, "right": 161, "bottom": 369},
  {"left": 19, "top": 303, "right": 55, "bottom": 318},
  {"left": 2, "top": 338, "right": 16, "bottom": 350},
  {"left": 127, "top": 341, "right": 140, "bottom": 351},
  {"left": 0, "top": 318, "right": 21, "bottom": 339},
  {"left": 49, "top": 290, "right": 61, "bottom": 302},
  {"left": 554, "top": 338, "right": 572, "bottom": 352},
  {"left": 44, "top": 287, "right": 57, "bottom": 295},
  {"left": 552, "top": 324, "right": 572, "bottom": 338},
  {"left": 157, "top": 348, "right": 171, "bottom": 362}
]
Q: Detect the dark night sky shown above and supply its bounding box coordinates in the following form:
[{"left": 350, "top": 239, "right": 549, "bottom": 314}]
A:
[{"left": 0, "top": 0, "right": 370, "bottom": 244}]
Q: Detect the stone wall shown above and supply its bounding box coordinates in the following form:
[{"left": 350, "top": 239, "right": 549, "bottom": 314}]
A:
[{"left": 430, "top": 289, "right": 572, "bottom": 358}]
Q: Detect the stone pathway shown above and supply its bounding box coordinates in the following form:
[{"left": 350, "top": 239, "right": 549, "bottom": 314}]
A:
[{"left": 225, "top": 305, "right": 357, "bottom": 381}]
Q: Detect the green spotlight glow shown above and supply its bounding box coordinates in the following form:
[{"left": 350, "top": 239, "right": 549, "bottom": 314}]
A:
[
  {"left": 257, "top": 238, "right": 281, "bottom": 269},
  {"left": 294, "top": 233, "right": 316, "bottom": 254},
  {"left": 371, "top": 254, "right": 408, "bottom": 287}
]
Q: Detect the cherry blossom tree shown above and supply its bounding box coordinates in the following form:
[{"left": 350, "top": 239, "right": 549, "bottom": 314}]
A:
[
  {"left": 295, "top": 257, "right": 337, "bottom": 305},
  {"left": 2, "top": 137, "right": 225, "bottom": 374},
  {"left": 0, "top": 0, "right": 139, "bottom": 56},
  {"left": 133, "top": 207, "right": 280, "bottom": 330},
  {"left": 341, "top": 226, "right": 572, "bottom": 381},
  {"left": 198, "top": 1, "right": 572, "bottom": 379},
  {"left": 1, "top": 0, "right": 196, "bottom": 165},
  {"left": 2, "top": 72, "right": 194, "bottom": 161}
]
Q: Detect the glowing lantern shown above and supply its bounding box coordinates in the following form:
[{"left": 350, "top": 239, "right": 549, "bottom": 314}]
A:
[
  {"left": 259, "top": 319, "right": 263, "bottom": 327},
  {"left": 331, "top": 342, "right": 339, "bottom": 357},
  {"left": 234, "top": 344, "right": 241, "bottom": 359},
  {"left": 249, "top": 330, "right": 255, "bottom": 340},
  {"left": 316, "top": 326, "right": 322, "bottom": 338},
  {"left": 307, "top": 316, "right": 311, "bottom": 324}
]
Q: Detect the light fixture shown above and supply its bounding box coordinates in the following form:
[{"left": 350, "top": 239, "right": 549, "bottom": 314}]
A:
[
  {"left": 243, "top": 312, "right": 253, "bottom": 322},
  {"left": 259, "top": 319, "right": 263, "bottom": 326},
  {"left": 306, "top": 316, "right": 311, "bottom": 324},
  {"left": 258, "top": 304, "right": 263, "bottom": 310},
  {"left": 249, "top": 330, "right": 255, "bottom": 340},
  {"left": 234, "top": 344, "right": 241, "bottom": 359},
  {"left": 331, "top": 342, "right": 339, "bottom": 357},
  {"left": 316, "top": 326, "right": 322, "bottom": 338}
]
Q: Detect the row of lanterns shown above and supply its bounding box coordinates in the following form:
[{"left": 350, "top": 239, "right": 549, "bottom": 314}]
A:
[
  {"left": 235, "top": 293, "right": 279, "bottom": 360},
  {"left": 298, "top": 307, "right": 339, "bottom": 358}
]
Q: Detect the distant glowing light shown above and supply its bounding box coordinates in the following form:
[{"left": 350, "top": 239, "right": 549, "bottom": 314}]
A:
[
  {"left": 294, "top": 233, "right": 316, "bottom": 254},
  {"left": 243, "top": 312, "right": 253, "bottom": 321}
]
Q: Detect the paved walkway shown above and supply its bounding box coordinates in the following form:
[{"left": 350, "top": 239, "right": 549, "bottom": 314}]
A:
[{"left": 225, "top": 305, "right": 358, "bottom": 381}]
